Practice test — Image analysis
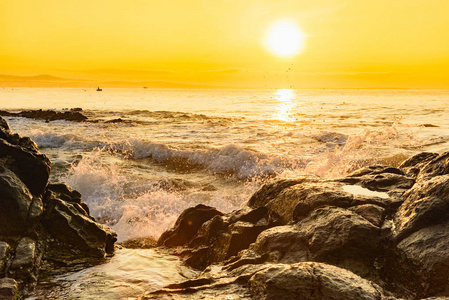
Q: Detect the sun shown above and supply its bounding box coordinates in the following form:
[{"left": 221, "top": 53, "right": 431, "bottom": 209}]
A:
[{"left": 266, "top": 20, "right": 306, "bottom": 56}]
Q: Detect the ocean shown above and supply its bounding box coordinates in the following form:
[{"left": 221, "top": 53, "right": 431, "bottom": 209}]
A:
[{"left": 2, "top": 87, "right": 449, "bottom": 298}]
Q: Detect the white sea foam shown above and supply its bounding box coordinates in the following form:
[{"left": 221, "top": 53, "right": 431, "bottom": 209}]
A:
[{"left": 60, "top": 151, "right": 251, "bottom": 242}]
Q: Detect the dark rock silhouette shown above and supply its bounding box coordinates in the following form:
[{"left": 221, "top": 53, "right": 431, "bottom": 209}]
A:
[
  {"left": 0, "top": 116, "right": 116, "bottom": 298},
  {"left": 0, "top": 109, "right": 87, "bottom": 122}
]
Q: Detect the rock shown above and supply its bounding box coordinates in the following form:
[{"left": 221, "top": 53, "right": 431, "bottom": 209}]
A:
[
  {"left": 42, "top": 196, "right": 117, "bottom": 257},
  {"left": 183, "top": 207, "right": 281, "bottom": 270},
  {"left": 11, "top": 237, "right": 37, "bottom": 270},
  {"left": 343, "top": 165, "right": 415, "bottom": 195},
  {"left": 247, "top": 178, "right": 312, "bottom": 209},
  {"left": 0, "top": 109, "right": 88, "bottom": 122},
  {"left": 248, "top": 262, "right": 386, "bottom": 300},
  {"left": 0, "top": 242, "right": 11, "bottom": 274},
  {"left": 158, "top": 204, "right": 223, "bottom": 247},
  {"left": 0, "top": 117, "right": 9, "bottom": 132},
  {"left": 0, "top": 139, "right": 51, "bottom": 196},
  {"left": 399, "top": 152, "right": 439, "bottom": 178},
  {"left": 0, "top": 166, "right": 41, "bottom": 236},
  {"left": 394, "top": 175, "right": 449, "bottom": 242},
  {"left": 349, "top": 204, "right": 384, "bottom": 227},
  {"left": 389, "top": 221, "right": 449, "bottom": 297},
  {"left": 0, "top": 278, "right": 18, "bottom": 300},
  {"left": 105, "top": 118, "right": 126, "bottom": 123},
  {"left": 45, "top": 183, "right": 89, "bottom": 216},
  {"left": 417, "top": 152, "right": 449, "bottom": 181},
  {"left": 9, "top": 237, "right": 40, "bottom": 285},
  {"left": 252, "top": 207, "right": 381, "bottom": 277}
]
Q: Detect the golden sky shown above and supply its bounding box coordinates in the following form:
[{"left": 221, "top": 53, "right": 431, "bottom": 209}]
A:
[{"left": 1, "top": 0, "right": 448, "bottom": 88}]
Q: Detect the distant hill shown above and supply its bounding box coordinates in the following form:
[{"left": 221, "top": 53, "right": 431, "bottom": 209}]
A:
[
  {"left": 0, "top": 74, "right": 232, "bottom": 88},
  {"left": 0, "top": 74, "right": 71, "bottom": 81}
]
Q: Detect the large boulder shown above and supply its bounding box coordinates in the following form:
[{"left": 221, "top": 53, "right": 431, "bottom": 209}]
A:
[
  {"left": 158, "top": 204, "right": 223, "bottom": 247},
  {"left": 42, "top": 190, "right": 117, "bottom": 257},
  {"left": 249, "top": 262, "right": 386, "bottom": 300},
  {"left": 0, "top": 166, "right": 42, "bottom": 236},
  {"left": 251, "top": 206, "right": 381, "bottom": 277},
  {"left": 384, "top": 174, "right": 449, "bottom": 297},
  {"left": 0, "top": 139, "right": 50, "bottom": 196}
]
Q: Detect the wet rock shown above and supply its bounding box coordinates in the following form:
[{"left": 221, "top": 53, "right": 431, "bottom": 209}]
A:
[
  {"left": 0, "top": 117, "right": 9, "bottom": 132},
  {"left": 0, "top": 242, "right": 11, "bottom": 274},
  {"left": 9, "top": 237, "right": 40, "bottom": 286},
  {"left": 45, "top": 183, "right": 89, "bottom": 216},
  {"left": 399, "top": 152, "right": 439, "bottom": 178},
  {"left": 184, "top": 207, "right": 281, "bottom": 270},
  {"left": 389, "top": 221, "right": 449, "bottom": 297},
  {"left": 417, "top": 151, "right": 449, "bottom": 181},
  {"left": 343, "top": 165, "right": 415, "bottom": 196},
  {"left": 158, "top": 204, "right": 223, "bottom": 247},
  {"left": 252, "top": 207, "right": 381, "bottom": 277},
  {"left": 42, "top": 196, "right": 117, "bottom": 257},
  {"left": 0, "top": 278, "right": 18, "bottom": 300},
  {"left": 394, "top": 174, "right": 449, "bottom": 242},
  {"left": 11, "top": 237, "right": 37, "bottom": 270},
  {"left": 0, "top": 118, "right": 39, "bottom": 154},
  {"left": 0, "top": 166, "right": 41, "bottom": 236},
  {"left": 249, "top": 262, "right": 386, "bottom": 300},
  {"left": 247, "top": 178, "right": 309, "bottom": 209},
  {"left": 349, "top": 204, "right": 384, "bottom": 227},
  {"left": 105, "top": 118, "right": 126, "bottom": 123},
  {"left": 0, "top": 139, "right": 51, "bottom": 196},
  {"left": 0, "top": 109, "right": 88, "bottom": 122}
]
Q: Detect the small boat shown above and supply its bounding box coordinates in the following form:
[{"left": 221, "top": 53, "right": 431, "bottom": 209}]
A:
[{"left": 96, "top": 87, "right": 102, "bottom": 91}]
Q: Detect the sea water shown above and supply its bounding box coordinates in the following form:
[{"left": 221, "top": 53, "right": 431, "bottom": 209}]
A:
[{"left": 1, "top": 87, "right": 448, "bottom": 298}]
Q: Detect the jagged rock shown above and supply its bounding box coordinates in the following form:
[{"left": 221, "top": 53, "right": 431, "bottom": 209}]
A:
[
  {"left": 0, "top": 116, "right": 39, "bottom": 154},
  {"left": 0, "top": 278, "right": 18, "bottom": 300},
  {"left": 249, "top": 262, "right": 386, "bottom": 300},
  {"left": 417, "top": 152, "right": 449, "bottom": 181},
  {"left": 0, "top": 139, "right": 51, "bottom": 196},
  {"left": 182, "top": 206, "right": 281, "bottom": 270},
  {"left": 45, "top": 182, "right": 89, "bottom": 216},
  {"left": 0, "top": 166, "right": 42, "bottom": 236},
  {"left": 399, "top": 152, "right": 439, "bottom": 178},
  {"left": 42, "top": 196, "right": 116, "bottom": 257},
  {"left": 158, "top": 204, "right": 223, "bottom": 247}
]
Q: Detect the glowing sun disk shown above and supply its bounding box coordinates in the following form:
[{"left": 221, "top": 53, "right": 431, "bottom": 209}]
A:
[{"left": 267, "top": 21, "right": 305, "bottom": 56}]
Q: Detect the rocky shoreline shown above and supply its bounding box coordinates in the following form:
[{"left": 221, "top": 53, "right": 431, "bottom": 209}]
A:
[
  {"left": 149, "top": 155, "right": 449, "bottom": 298},
  {"left": 0, "top": 116, "right": 116, "bottom": 299},
  {"left": 1, "top": 115, "right": 449, "bottom": 299}
]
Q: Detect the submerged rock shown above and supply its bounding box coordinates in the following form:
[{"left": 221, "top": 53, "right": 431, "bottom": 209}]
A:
[{"left": 0, "top": 109, "right": 88, "bottom": 122}]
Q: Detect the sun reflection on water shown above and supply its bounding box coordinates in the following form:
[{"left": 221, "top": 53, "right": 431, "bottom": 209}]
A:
[{"left": 274, "top": 89, "right": 296, "bottom": 122}]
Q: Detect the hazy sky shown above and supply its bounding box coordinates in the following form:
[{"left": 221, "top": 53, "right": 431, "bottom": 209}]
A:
[{"left": 1, "top": 0, "right": 448, "bottom": 88}]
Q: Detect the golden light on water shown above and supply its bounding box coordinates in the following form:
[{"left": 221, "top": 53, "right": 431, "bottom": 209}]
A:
[
  {"left": 266, "top": 21, "right": 306, "bottom": 56},
  {"left": 274, "top": 89, "right": 296, "bottom": 122}
]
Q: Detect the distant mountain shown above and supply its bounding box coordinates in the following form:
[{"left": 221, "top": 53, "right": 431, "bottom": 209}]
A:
[
  {"left": 0, "top": 74, "right": 71, "bottom": 81},
  {"left": 0, "top": 74, "right": 233, "bottom": 88}
]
